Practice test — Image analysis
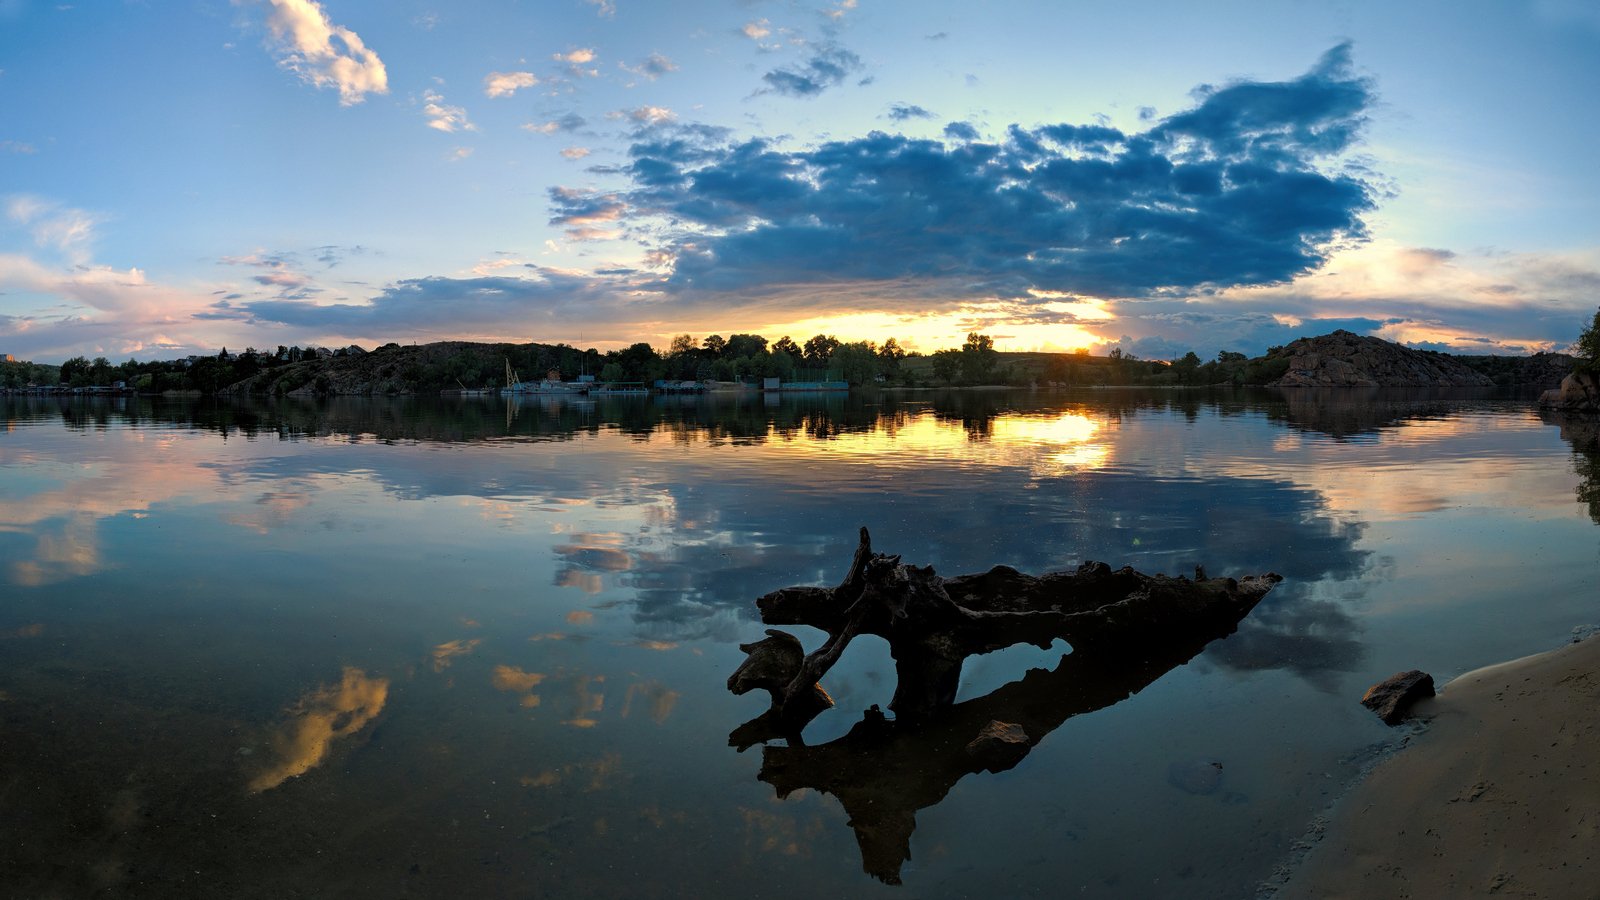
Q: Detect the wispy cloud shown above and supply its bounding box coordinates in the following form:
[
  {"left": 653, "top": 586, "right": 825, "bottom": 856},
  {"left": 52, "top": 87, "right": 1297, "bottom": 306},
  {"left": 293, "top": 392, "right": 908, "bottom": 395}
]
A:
[
  {"left": 561, "top": 147, "right": 591, "bottom": 160},
  {"left": 484, "top": 70, "right": 538, "bottom": 98},
  {"left": 823, "top": 0, "right": 858, "bottom": 20},
  {"left": 616, "top": 105, "right": 674, "bottom": 126},
  {"left": 6, "top": 195, "right": 100, "bottom": 264},
  {"left": 422, "top": 90, "right": 476, "bottom": 133},
  {"left": 523, "top": 113, "right": 587, "bottom": 134},
  {"left": 619, "top": 53, "right": 676, "bottom": 82},
  {"left": 0, "top": 140, "right": 37, "bottom": 154},
  {"left": 258, "top": 0, "right": 387, "bottom": 106},
  {"left": 583, "top": 0, "right": 615, "bottom": 18}
]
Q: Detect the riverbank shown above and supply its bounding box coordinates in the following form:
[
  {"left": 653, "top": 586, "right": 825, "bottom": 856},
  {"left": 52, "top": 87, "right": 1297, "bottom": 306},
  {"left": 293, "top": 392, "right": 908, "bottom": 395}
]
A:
[{"left": 1275, "top": 633, "right": 1600, "bottom": 898}]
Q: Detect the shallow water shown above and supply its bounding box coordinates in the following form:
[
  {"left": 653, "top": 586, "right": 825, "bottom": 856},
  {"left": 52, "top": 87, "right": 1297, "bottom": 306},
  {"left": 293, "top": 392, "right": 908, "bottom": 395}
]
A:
[{"left": 2, "top": 388, "right": 1596, "bottom": 897}]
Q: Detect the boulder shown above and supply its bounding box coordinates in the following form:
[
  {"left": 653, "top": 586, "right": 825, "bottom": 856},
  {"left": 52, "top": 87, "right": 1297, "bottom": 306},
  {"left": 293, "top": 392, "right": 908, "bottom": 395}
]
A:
[
  {"left": 1361, "top": 669, "right": 1435, "bottom": 725},
  {"left": 1538, "top": 370, "right": 1600, "bottom": 414}
]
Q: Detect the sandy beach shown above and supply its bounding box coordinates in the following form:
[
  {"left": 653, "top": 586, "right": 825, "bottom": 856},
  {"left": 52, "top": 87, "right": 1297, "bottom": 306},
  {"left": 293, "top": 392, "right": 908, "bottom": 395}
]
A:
[{"left": 1277, "top": 636, "right": 1600, "bottom": 898}]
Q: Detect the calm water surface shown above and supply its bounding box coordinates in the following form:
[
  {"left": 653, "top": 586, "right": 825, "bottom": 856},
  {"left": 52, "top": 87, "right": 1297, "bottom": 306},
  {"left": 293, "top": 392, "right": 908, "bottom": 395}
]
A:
[{"left": 3, "top": 389, "right": 1597, "bottom": 897}]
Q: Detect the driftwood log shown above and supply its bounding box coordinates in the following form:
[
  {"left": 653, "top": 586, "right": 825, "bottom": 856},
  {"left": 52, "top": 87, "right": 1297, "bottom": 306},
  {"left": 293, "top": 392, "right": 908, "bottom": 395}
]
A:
[
  {"left": 726, "top": 527, "right": 1282, "bottom": 884},
  {"left": 730, "top": 527, "right": 1281, "bottom": 726}
]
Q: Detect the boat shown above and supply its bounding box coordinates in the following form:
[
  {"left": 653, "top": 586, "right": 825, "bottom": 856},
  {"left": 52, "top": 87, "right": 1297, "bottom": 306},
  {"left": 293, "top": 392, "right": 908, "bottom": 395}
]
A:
[{"left": 501, "top": 360, "right": 588, "bottom": 396}]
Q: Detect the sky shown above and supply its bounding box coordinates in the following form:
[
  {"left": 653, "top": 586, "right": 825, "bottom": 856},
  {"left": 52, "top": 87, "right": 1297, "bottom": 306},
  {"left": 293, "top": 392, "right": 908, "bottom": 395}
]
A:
[{"left": 2, "top": 0, "right": 1599, "bottom": 364}]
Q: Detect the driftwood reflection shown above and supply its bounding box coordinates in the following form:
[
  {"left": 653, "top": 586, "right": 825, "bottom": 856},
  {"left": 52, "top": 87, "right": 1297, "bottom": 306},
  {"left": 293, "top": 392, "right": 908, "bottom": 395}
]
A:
[
  {"left": 728, "top": 528, "right": 1278, "bottom": 884},
  {"left": 744, "top": 629, "right": 1251, "bottom": 883}
]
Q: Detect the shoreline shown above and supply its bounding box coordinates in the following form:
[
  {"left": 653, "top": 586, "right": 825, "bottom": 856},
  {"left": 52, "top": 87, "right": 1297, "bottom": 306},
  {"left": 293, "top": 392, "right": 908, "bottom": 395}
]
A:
[{"left": 1272, "top": 633, "right": 1600, "bottom": 898}]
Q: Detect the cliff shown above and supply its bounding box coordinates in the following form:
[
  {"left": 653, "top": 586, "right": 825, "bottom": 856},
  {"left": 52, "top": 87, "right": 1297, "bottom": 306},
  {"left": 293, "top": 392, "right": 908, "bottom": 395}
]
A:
[{"left": 1270, "top": 331, "right": 1495, "bottom": 388}]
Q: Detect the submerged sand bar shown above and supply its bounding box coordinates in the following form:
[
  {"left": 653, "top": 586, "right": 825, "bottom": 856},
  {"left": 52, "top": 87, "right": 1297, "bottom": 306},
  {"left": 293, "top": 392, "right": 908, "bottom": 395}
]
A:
[{"left": 1281, "top": 636, "right": 1600, "bottom": 898}]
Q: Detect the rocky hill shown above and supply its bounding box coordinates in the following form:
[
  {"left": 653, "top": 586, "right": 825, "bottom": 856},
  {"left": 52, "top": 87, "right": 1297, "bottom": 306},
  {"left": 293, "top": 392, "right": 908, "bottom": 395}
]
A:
[{"left": 1270, "top": 331, "right": 1495, "bottom": 387}]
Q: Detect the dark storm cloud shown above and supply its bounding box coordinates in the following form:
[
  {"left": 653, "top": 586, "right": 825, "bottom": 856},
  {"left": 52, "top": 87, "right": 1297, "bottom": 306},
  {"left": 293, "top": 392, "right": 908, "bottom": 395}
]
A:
[
  {"left": 587, "top": 43, "right": 1376, "bottom": 303},
  {"left": 759, "top": 43, "right": 863, "bottom": 97}
]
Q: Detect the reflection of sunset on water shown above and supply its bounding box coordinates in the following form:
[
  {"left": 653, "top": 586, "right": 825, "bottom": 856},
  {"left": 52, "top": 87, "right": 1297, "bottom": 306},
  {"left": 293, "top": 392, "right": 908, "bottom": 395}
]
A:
[{"left": 734, "top": 410, "right": 1117, "bottom": 478}]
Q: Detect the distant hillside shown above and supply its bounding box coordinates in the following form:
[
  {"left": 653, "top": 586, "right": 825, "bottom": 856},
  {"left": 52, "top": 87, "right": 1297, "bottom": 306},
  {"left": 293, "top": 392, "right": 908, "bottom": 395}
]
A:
[{"left": 222, "top": 341, "right": 596, "bottom": 397}]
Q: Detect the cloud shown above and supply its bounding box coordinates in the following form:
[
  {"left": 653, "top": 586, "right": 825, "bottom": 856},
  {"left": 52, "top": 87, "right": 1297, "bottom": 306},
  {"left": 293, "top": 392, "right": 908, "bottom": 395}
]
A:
[
  {"left": 619, "top": 53, "right": 676, "bottom": 81},
  {"left": 943, "top": 121, "right": 979, "bottom": 141},
  {"left": 583, "top": 0, "right": 615, "bottom": 17},
  {"left": 741, "top": 19, "right": 771, "bottom": 40},
  {"left": 6, "top": 195, "right": 100, "bottom": 264},
  {"left": 599, "top": 45, "right": 1376, "bottom": 305},
  {"left": 449, "top": 146, "right": 473, "bottom": 161},
  {"left": 484, "top": 70, "right": 538, "bottom": 98},
  {"left": 548, "top": 186, "right": 627, "bottom": 240},
  {"left": 237, "top": 269, "right": 637, "bottom": 335},
  {"left": 553, "top": 47, "right": 599, "bottom": 78},
  {"left": 619, "top": 105, "right": 675, "bottom": 126},
  {"left": 759, "top": 43, "right": 862, "bottom": 97},
  {"left": 422, "top": 90, "right": 475, "bottom": 133},
  {"left": 1, "top": 140, "right": 36, "bottom": 154},
  {"left": 258, "top": 0, "right": 388, "bottom": 106},
  {"left": 823, "top": 0, "right": 857, "bottom": 20},
  {"left": 561, "top": 147, "right": 591, "bottom": 160},
  {"left": 554, "top": 48, "right": 596, "bottom": 64},
  {"left": 523, "top": 113, "right": 587, "bottom": 134},
  {"left": 887, "top": 102, "right": 935, "bottom": 121}
]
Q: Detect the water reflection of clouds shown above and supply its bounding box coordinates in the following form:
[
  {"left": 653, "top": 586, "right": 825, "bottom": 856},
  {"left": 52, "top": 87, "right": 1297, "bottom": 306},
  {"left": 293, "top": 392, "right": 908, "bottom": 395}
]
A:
[
  {"left": 431, "top": 638, "right": 482, "bottom": 672},
  {"left": 10, "top": 513, "right": 100, "bottom": 586},
  {"left": 249, "top": 667, "right": 389, "bottom": 793},
  {"left": 17, "top": 394, "right": 1573, "bottom": 692}
]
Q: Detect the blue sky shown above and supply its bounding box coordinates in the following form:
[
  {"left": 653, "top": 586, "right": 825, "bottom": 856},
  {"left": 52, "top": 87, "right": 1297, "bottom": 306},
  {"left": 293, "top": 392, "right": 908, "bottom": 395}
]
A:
[{"left": 2, "top": 0, "right": 1598, "bottom": 363}]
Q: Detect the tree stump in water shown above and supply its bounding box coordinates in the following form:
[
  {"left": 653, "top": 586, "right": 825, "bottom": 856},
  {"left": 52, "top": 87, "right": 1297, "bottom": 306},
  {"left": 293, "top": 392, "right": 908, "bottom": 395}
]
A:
[{"left": 729, "top": 527, "right": 1282, "bottom": 729}]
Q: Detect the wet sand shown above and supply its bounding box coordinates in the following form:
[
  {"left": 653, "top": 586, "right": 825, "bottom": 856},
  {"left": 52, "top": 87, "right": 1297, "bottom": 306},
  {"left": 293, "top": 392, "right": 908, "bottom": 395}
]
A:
[{"left": 1278, "top": 637, "right": 1600, "bottom": 898}]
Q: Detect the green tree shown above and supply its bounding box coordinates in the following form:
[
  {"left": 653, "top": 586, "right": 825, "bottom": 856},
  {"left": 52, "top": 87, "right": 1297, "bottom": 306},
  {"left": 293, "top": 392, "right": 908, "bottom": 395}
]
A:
[
  {"left": 771, "top": 336, "right": 801, "bottom": 359},
  {"left": 1172, "top": 351, "right": 1202, "bottom": 385},
  {"left": 959, "top": 332, "right": 997, "bottom": 383},
  {"left": 931, "top": 348, "right": 962, "bottom": 383},
  {"left": 877, "top": 337, "right": 906, "bottom": 374},
  {"left": 60, "top": 356, "right": 89, "bottom": 385},
  {"left": 802, "top": 334, "right": 840, "bottom": 367},
  {"left": 702, "top": 334, "right": 727, "bottom": 357},
  {"left": 832, "top": 341, "right": 880, "bottom": 385},
  {"left": 725, "top": 333, "right": 769, "bottom": 359},
  {"left": 1576, "top": 306, "right": 1600, "bottom": 372}
]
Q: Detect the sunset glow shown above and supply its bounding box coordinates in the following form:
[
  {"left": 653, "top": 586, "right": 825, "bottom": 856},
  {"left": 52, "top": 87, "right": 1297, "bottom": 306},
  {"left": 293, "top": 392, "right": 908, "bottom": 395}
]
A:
[{"left": 2, "top": 2, "right": 1595, "bottom": 362}]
